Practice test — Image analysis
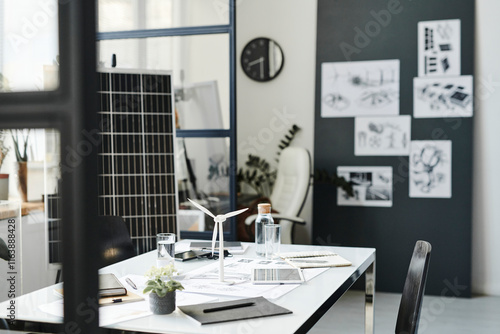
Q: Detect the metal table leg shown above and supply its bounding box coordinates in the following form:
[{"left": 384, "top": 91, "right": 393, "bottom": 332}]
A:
[{"left": 365, "top": 261, "right": 375, "bottom": 334}]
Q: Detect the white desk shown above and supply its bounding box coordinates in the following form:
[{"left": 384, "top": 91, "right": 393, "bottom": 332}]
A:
[{"left": 0, "top": 241, "right": 375, "bottom": 334}]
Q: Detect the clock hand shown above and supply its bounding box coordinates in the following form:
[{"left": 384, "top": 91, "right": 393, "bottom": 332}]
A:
[
  {"left": 248, "top": 57, "right": 264, "bottom": 67},
  {"left": 260, "top": 60, "right": 264, "bottom": 79}
]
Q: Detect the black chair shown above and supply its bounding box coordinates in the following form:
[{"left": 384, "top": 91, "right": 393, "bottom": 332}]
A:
[
  {"left": 396, "top": 240, "right": 432, "bottom": 334},
  {"left": 55, "top": 215, "right": 136, "bottom": 283},
  {"left": 100, "top": 215, "right": 136, "bottom": 268},
  {"left": 0, "top": 237, "right": 9, "bottom": 261}
]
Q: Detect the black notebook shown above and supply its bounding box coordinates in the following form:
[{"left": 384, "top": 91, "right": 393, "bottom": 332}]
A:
[
  {"left": 99, "top": 273, "right": 127, "bottom": 297},
  {"left": 178, "top": 297, "right": 292, "bottom": 325}
]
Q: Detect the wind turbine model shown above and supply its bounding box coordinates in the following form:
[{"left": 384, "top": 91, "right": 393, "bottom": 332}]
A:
[{"left": 187, "top": 198, "right": 248, "bottom": 283}]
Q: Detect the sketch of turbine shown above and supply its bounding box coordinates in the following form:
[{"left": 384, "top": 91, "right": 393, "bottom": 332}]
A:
[{"left": 187, "top": 198, "right": 248, "bottom": 283}]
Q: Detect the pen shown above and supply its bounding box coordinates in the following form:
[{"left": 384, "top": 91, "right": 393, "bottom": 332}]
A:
[
  {"left": 203, "top": 302, "right": 255, "bottom": 313},
  {"left": 112, "top": 298, "right": 122, "bottom": 303},
  {"left": 125, "top": 278, "right": 137, "bottom": 290}
]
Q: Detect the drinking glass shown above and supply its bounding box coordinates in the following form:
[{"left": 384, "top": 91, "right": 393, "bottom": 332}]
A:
[
  {"left": 157, "top": 233, "right": 175, "bottom": 266},
  {"left": 265, "top": 225, "right": 281, "bottom": 260}
]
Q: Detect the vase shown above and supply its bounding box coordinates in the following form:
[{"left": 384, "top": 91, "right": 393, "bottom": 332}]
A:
[
  {"left": 149, "top": 291, "right": 176, "bottom": 315},
  {"left": 17, "top": 162, "right": 28, "bottom": 202},
  {"left": 0, "top": 174, "right": 8, "bottom": 200}
]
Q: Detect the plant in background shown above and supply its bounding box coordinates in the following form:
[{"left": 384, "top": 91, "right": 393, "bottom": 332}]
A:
[
  {"left": 237, "top": 124, "right": 301, "bottom": 197},
  {"left": 0, "top": 130, "right": 10, "bottom": 171},
  {"left": 314, "top": 169, "right": 354, "bottom": 197},
  {"left": 143, "top": 264, "right": 184, "bottom": 297},
  {"left": 10, "top": 129, "right": 31, "bottom": 162},
  {"left": 237, "top": 124, "right": 354, "bottom": 198}
]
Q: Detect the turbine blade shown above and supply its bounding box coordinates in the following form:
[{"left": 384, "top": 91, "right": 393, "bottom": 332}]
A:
[
  {"left": 223, "top": 207, "right": 249, "bottom": 219},
  {"left": 188, "top": 198, "right": 215, "bottom": 218}
]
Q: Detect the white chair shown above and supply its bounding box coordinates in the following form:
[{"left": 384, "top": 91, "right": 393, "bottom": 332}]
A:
[{"left": 245, "top": 147, "right": 312, "bottom": 244}]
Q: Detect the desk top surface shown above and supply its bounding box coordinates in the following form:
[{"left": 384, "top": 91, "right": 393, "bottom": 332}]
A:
[{"left": 0, "top": 241, "right": 375, "bottom": 334}]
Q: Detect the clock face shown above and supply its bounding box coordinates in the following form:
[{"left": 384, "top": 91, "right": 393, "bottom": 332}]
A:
[{"left": 241, "top": 37, "right": 284, "bottom": 82}]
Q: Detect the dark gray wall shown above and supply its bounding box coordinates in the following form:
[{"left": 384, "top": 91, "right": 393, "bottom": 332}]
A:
[{"left": 313, "top": 0, "right": 474, "bottom": 296}]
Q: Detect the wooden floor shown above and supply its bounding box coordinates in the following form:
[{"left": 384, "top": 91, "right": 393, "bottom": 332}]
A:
[{"left": 310, "top": 290, "right": 500, "bottom": 333}]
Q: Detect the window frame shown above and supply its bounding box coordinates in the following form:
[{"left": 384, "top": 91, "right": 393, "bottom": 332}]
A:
[
  {"left": 0, "top": 1, "right": 101, "bottom": 332},
  {"left": 97, "top": 1, "right": 238, "bottom": 241}
]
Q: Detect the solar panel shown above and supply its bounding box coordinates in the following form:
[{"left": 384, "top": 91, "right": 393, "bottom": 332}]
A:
[{"left": 97, "top": 70, "right": 178, "bottom": 254}]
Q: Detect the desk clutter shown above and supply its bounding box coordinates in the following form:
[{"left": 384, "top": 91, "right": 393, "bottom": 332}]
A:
[{"left": 40, "top": 246, "right": 353, "bottom": 327}]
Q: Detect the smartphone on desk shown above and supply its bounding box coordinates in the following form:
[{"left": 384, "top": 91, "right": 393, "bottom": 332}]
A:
[{"left": 174, "top": 250, "right": 210, "bottom": 261}]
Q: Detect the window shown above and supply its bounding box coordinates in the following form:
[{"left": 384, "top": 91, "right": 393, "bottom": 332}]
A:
[
  {"left": 97, "top": 0, "right": 237, "bottom": 241},
  {"left": 0, "top": 0, "right": 59, "bottom": 92}
]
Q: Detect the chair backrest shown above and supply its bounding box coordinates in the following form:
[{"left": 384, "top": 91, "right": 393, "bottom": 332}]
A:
[
  {"left": 270, "top": 147, "right": 311, "bottom": 217},
  {"left": 100, "top": 216, "right": 136, "bottom": 267},
  {"left": 396, "top": 240, "right": 432, "bottom": 334},
  {"left": 0, "top": 237, "right": 9, "bottom": 261}
]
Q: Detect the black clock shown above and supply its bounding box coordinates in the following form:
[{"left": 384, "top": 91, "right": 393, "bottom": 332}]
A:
[{"left": 241, "top": 37, "right": 284, "bottom": 82}]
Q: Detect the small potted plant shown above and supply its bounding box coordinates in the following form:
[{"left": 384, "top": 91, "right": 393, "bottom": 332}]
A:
[{"left": 143, "top": 264, "right": 184, "bottom": 315}]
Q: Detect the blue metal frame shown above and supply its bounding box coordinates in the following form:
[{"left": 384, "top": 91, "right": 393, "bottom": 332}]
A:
[
  {"left": 176, "top": 129, "right": 231, "bottom": 138},
  {"left": 96, "top": 1, "right": 238, "bottom": 241},
  {"left": 97, "top": 25, "right": 231, "bottom": 40}
]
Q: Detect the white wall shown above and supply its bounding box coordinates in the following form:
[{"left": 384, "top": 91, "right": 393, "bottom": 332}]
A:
[
  {"left": 472, "top": 0, "right": 500, "bottom": 296},
  {"left": 237, "top": 0, "right": 500, "bottom": 296},
  {"left": 237, "top": 0, "right": 318, "bottom": 244}
]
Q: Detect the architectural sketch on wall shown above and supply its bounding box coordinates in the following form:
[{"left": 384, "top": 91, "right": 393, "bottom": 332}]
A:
[
  {"left": 337, "top": 166, "right": 393, "bottom": 207},
  {"left": 409, "top": 140, "right": 452, "bottom": 198},
  {"left": 413, "top": 75, "right": 473, "bottom": 118},
  {"left": 321, "top": 60, "right": 400, "bottom": 117},
  {"left": 355, "top": 115, "right": 411, "bottom": 156},
  {"left": 418, "top": 19, "right": 461, "bottom": 77}
]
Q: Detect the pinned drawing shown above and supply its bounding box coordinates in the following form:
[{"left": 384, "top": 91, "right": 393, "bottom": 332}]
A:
[
  {"left": 321, "top": 60, "right": 400, "bottom": 117},
  {"left": 414, "top": 75, "right": 473, "bottom": 118},
  {"left": 418, "top": 19, "right": 461, "bottom": 77},
  {"left": 337, "top": 166, "right": 393, "bottom": 207},
  {"left": 409, "top": 141, "right": 452, "bottom": 198},
  {"left": 355, "top": 116, "right": 411, "bottom": 156}
]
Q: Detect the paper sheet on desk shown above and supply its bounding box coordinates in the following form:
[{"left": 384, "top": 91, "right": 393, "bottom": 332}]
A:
[
  {"left": 39, "top": 274, "right": 217, "bottom": 327},
  {"left": 179, "top": 258, "right": 328, "bottom": 300},
  {"left": 38, "top": 299, "right": 152, "bottom": 327}
]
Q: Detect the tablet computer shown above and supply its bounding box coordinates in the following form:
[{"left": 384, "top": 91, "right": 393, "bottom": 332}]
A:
[{"left": 251, "top": 268, "right": 305, "bottom": 284}]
